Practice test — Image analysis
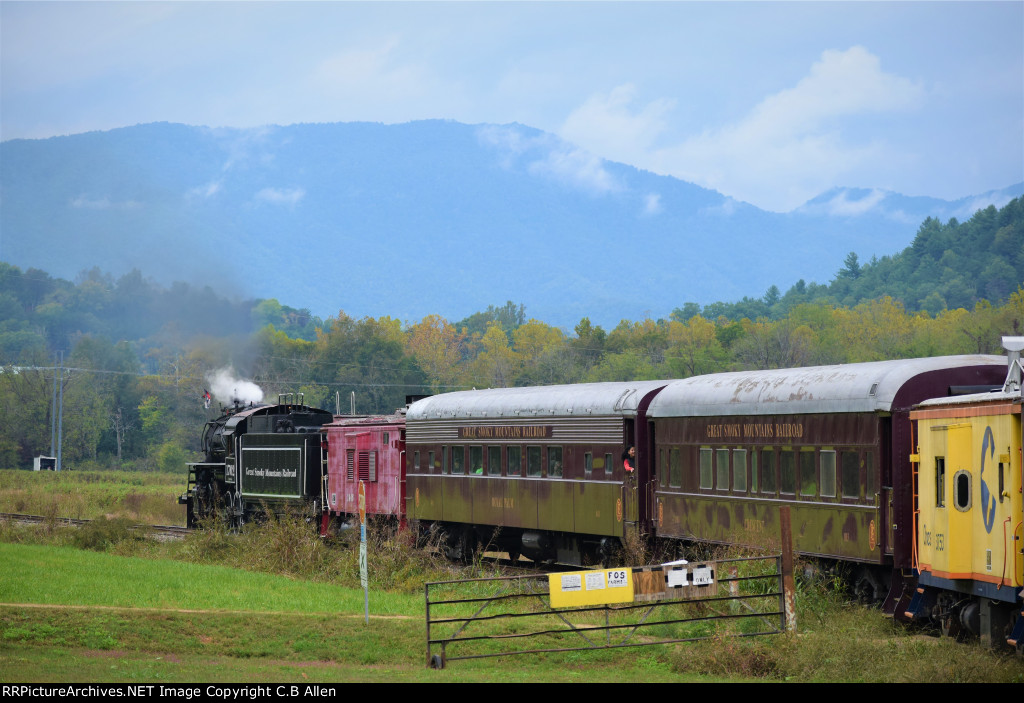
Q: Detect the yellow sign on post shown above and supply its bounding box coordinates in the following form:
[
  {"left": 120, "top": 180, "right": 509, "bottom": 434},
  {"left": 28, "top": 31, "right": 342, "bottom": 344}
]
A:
[{"left": 548, "top": 568, "right": 634, "bottom": 608}]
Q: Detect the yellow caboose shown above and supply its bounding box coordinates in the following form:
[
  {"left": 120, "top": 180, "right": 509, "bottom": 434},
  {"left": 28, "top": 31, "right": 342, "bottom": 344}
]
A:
[{"left": 908, "top": 337, "right": 1023, "bottom": 649}]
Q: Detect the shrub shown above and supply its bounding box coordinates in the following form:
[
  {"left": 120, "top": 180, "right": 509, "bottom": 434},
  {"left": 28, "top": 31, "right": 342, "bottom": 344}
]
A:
[{"left": 72, "top": 516, "right": 143, "bottom": 552}]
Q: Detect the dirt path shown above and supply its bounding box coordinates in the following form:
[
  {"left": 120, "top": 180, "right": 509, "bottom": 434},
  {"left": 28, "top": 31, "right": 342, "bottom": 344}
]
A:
[{"left": 0, "top": 602, "right": 416, "bottom": 619}]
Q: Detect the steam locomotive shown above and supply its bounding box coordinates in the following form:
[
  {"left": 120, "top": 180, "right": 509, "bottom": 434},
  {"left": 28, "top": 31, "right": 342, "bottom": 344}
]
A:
[{"left": 180, "top": 394, "right": 333, "bottom": 528}]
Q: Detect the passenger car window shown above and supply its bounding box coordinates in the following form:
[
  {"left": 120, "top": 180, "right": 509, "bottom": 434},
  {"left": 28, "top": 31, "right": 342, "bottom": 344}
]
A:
[
  {"left": 820, "top": 450, "right": 836, "bottom": 498},
  {"left": 799, "top": 449, "right": 816, "bottom": 497},
  {"left": 548, "top": 446, "right": 563, "bottom": 477},
  {"left": 716, "top": 448, "right": 730, "bottom": 490},
  {"left": 699, "top": 448, "right": 713, "bottom": 489},
  {"left": 733, "top": 449, "right": 747, "bottom": 493},
  {"left": 670, "top": 447, "right": 682, "bottom": 488},
  {"left": 761, "top": 449, "right": 776, "bottom": 494},
  {"left": 841, "top": 451, "right": 860, "bottom": 498},
  {"left": 507, "top": 446, "right": 522, "bottom": 476},
  {"left": 780, "top": 449, "right": 795, "bottom": 494},
  {"left": 527, "top": 446, "right": 542, "bottom": 477}
]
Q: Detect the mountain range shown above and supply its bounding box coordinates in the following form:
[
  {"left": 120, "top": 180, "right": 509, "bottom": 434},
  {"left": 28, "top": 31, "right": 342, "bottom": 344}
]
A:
[{"left": 1, "top": 120, "right": 1020, "bottom": 328}]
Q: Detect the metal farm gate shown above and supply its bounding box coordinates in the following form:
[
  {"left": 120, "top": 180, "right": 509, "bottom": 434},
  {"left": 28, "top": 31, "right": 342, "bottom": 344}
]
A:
[{"left": 424, "top": 552, "right": 795, "bottom": 668}]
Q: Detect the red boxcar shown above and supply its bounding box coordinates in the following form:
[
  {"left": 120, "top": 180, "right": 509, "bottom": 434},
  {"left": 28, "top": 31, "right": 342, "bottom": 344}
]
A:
[{"left": 323, "top": 413, "right": 407, "bottom": 531}]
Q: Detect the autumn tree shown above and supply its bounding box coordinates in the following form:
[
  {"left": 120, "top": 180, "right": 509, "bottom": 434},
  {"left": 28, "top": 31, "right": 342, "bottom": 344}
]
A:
[
  {"left": 513, "top": 319, "right": 568, "bottom": 385},
  {"left": 406, "top": 314, "right": 465, "bottom": 393},
  {"left": 467, "top": 322, "right": 521, "bottom": 388}
]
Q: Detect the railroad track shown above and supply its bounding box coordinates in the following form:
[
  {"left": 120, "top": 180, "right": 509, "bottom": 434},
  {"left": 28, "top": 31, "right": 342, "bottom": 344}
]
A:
[
  {"left": 0, "top": 512, "right": 192, "bottom": 540},
  {"left": 0, "top": 515, "right": 585, "bottom": 572}
]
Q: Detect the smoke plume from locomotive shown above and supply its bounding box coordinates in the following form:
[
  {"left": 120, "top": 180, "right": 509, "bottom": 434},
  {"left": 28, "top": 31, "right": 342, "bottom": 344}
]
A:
[{"left": 206, "top": 367, "right": 264, "bottom": 405}]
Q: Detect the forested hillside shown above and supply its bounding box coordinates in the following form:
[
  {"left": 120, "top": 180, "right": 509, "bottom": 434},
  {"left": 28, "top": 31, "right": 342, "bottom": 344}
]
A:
[
  {"left": 0, "top": 199, "right": 1021, "bottom": 471},
  {"left": 680, "top": 198, "right": 1024, "bottom": 321}
]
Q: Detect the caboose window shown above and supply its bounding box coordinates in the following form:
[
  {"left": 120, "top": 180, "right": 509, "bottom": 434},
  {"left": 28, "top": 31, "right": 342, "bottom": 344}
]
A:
[
  {"left": 488, "top": 446, "right": 502, "bottom": 476},
  {"left": 451, "top": 446, "right": 465, "bottom": 474},
  {"left": 841, "top": 452, "right": 860, "bottom": 498},
  {"left": 799, "top": 449, "right": 816, "bottom": 497},
  {"left": 527, "top": 447, "right": 542, "bottom": 477},
  {"left": 780, "top": 449, "right": 796, "bottom": 494},
  {"left": 820, "top": 450, "right": 836, "bottom": 498},
  {"left": 670, "top": 447, "right": 682, "bottom": 488},
  {"left": 548, "top": 446, "right": 563, "bottom": 477},
  {"left": 733, "top": 449, "right": 747, "bottom": 493},
  {"left": 935, "top": 457, "right": 945, "bottom": 507},
  {"left": 346, "top": 449, "right": 355, "bottom": 481},
  {"left": 507, "top": 446, "right": 522, "bottom": 476},
  {"left": 716, "top": 448, "right": 729, "bottom": 490},
  {"left": 699, "top": 448, "right": 713, "bottom": 489},
  {"left": 953, "top": 470, "right": 971, "bottom": 512}
]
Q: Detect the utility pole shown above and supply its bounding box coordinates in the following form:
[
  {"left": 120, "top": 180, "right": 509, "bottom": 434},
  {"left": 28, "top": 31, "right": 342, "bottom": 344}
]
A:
[
  {"left": 56, "top": 350, "right": 64, "bottom": 472},
  {"left": 50, "top": 353, "right": 58, "bottom": 457}
]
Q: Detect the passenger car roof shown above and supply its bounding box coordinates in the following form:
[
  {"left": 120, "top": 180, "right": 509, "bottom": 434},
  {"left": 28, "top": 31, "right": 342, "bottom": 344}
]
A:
[
  {"left": 407, "top": 381, "right": 668, "bottom": 421},
  {"left": 647, "top": 355, "right": 1006, "bottom": 417}
]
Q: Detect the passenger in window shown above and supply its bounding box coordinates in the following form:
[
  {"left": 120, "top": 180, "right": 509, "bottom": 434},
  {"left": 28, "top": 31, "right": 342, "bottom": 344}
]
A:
[{"left": 622, "top": 446, "right": 637, "bottom": 473}]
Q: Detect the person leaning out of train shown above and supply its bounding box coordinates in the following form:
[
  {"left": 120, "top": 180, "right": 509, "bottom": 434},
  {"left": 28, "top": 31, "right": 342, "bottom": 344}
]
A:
[{"left": 622, "top": 446, "right": 637, "bottom": 474}]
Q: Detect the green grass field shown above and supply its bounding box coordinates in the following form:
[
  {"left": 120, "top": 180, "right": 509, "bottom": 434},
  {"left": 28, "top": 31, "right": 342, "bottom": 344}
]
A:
[
  {"left": 0, "top": 469, "right": 184, "bottom": 525},
  {"left": 0, "top": 542, "right": 704, "bottom": 683},
  {"left": 1, "top": 469, "right": 1022, "bottom": 682}
]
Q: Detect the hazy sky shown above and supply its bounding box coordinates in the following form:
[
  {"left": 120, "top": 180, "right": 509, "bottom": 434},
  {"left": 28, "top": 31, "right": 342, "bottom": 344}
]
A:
[{"left": 2, "top": 1, "right": 1021, "bottom": 212}]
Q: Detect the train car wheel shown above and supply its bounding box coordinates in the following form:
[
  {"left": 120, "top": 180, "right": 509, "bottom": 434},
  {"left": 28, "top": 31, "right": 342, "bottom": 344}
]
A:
[
  {"left": 444, "top": 526, "right": 476, "bottom": 564},
  {"left": 852, "top": 567, "right": 883, "bottom": 605},
  {"left": 935, "top": 593, "right": 965, "bottom": 639}
]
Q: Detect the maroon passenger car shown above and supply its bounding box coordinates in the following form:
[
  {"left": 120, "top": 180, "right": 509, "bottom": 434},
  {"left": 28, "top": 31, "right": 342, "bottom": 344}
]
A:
[{"left": 645, "top": 355, "right": 1006, "bottom": 603}]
